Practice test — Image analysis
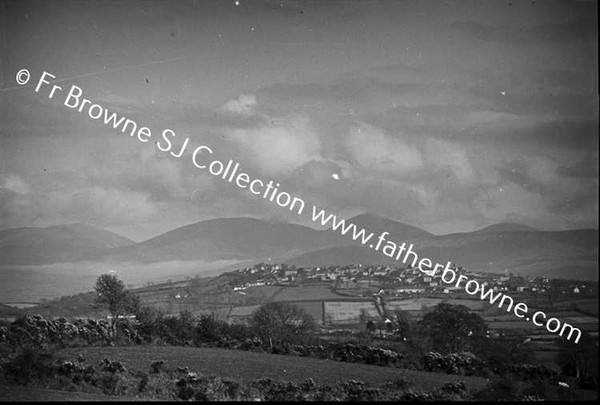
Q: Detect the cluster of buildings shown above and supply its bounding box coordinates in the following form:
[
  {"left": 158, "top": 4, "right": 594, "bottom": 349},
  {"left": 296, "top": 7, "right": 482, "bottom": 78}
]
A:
[{"left": 230, "top": 262, "right": 596, "bottom": 298}]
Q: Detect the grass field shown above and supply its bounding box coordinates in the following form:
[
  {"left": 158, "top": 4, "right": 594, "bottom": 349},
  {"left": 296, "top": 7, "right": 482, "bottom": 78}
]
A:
[
  {"left": 0, "top": 384, "right": 151, "bottom": 401},
  {"left": 57, "top": 346, "right": 489, "bottom": 392}
]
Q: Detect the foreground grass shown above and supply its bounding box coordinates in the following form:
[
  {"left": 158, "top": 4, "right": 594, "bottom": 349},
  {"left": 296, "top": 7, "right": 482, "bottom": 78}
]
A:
[
  {"left": 0, "top": 384, "right": 152, "bottom": 401},
  {"left": 58, "top": 345, "right": 489, "bottom": 392}
]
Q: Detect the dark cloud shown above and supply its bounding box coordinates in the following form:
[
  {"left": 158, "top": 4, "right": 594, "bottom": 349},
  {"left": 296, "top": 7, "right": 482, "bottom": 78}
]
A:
[
  {"left": 530, "top": 18, "right": 597, "bottom": 43},
  {"left": 259, "top": 75, "right": 431, "bottom": 110},
  {"left": 520, "top": 119, "right": 597, "bottom": 150},
  {"left": 452, "top": 116, "right": 599, "bottom": 152},
  {"left": 496, "top": 161, "right": 547, "bottom": 194},
  {"left": 464, "top": 80, "right": 597, "bottom": 116},
  {"left": 536, "top": 69, "right": 588, "bottom": 89},
  {"left": 259, "top": 80, "right": 371, "bottom": 105},
  {"left": 451, "top": 21, "right": 528, "bottom": 44},
  {"left": 556, "top": 152, "right": 599, "bottom": 179},
  {"left": 548, "top": 185, "right": 599, "bottom": 227},
  {"left": 452, "top": 18, "right": 597, "bottom": 45}
]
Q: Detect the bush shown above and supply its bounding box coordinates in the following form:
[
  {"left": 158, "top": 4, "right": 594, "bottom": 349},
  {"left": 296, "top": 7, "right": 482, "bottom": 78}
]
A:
[
  {"left": 423, "top": 351, "right": 486, "bottom": 376},
  {"left": 384, "top": 376, "right": 412, "bottom": 391},
  {"left": 0, "top": 315, "right": 116, "bottom": 350},
  {"left": 156, "top": 311, "right": 196, "bottom": 345},
  {"left": 194, "top": 314, "right": 226, "bottom": 344},
  {"left": 2, "top": 346, "right": 58, "bottom": 385}
]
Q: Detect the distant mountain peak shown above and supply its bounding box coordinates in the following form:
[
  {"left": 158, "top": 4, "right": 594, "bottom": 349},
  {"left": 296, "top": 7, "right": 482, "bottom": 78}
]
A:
[
  {"left": 0, "top": 223, "right": 134, "bottom": 265},
  {"left": 348, "top": 212, "right": 388, "bottom": 222},
  {"left": 476, "top": 223, "right": 538, "bottom": 233},
  {"left": 346, "top": 212, "right": 432, "bottom": 239},
  {"left": 51, "top": 223, "right": 101, "bottom": 231}
]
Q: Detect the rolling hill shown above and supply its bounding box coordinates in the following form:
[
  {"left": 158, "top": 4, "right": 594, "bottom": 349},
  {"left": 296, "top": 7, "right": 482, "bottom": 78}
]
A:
[
  {"left": 472, "top": 222, "right": 539, "bottom": 234},
  {"left": 95, "top": 217, "right": 336, "bottom": 263},
  {"left": 287, "top": 225, "right": 599, "bottom": 280},
  {"left": 96, "top": 213, "right": 436, "bottom": 263},
  {"left": 1, "top": 215, "right": 597, "bottom": 280},
  {"left": 344, "top": 212, "right": 432, "bottom": 241},
  {"left": 0, "top": 223, "right": 134, "bottom": 265}
]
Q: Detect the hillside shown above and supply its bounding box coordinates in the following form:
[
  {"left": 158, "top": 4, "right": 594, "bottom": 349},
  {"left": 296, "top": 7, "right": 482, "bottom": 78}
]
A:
[
  {"left": 99, "top": 214, "right": 433, "bottom": 264},
  {"left": 288, "top": 227, "right": 599, "bottom": 280},
  {"left": 0, "top": 224, "right": 134, "bottom": 265},
  {"left": 1, "top": 215, "right": 597, "bottom": 280},
  {"left": 348, "top": 213, "right": 432, "bottom": 241},
  {"left": 286, "top": 245, "right": 399, "bottom": 267},
  {"left": 97, "top": 217, "right": 337, "bottom": 263},
  {"left": 473, "top": 222, "right": 539, "bottom": 234},
  {"left": 58, "top": 346, "right": 489, "bottom": 391}
]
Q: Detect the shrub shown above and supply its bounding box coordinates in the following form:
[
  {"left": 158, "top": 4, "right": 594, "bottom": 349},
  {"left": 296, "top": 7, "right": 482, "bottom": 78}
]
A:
[
  {"left": 150, "top": 360, "right": 166, "bottom": 373},
  {"left": 2, "top": 346, "right": 58, "bottom": 385}
]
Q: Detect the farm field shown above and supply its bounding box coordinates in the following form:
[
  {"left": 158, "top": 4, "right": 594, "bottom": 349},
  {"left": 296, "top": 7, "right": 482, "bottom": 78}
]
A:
[
  {"left": 269, "top": 285, "right": 347, "bottom": 301},
  {"left": 57, "top": 346, "right": 489, "bottom": 392}
]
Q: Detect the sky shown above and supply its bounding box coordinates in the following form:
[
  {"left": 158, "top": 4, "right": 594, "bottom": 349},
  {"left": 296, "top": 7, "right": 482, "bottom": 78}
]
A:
[{"left": 0, "top": 0, "right": 598, "bottom": 241}]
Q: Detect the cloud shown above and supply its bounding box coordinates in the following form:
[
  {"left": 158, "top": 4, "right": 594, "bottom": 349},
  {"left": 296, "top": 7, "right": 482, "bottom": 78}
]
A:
[
  {"left": 495, "top": 157, "right": 561, "bottom": 195},
  {"left": 424, "top": 139, "right": 474, "bottom": 184},
  {"left": 0, "top": 175, "right": 36, "bottom": 227},
  {"left": 344, "top": 124, "right": 423, "bottom": 176},
  {"left": 0, "top": 175, "right": 37, "bottom": 227},
  {"left": 530, "top": 18, "right": 597, "bottom": 43},
  {"left": 451, "top": 21, "right": 525, "bottom": 44},
  {"left": 86, "top": 146, "right": 190, "bottom": 202},
  {"left": 287, "top": 159, "right": 354, "bottom": 192},
  {"left": 60, "top": 186, "right": 158, "bottom": 224},
  {"left": 556, "top": 152, "right": 599, "bottom": 179},
  {"left": 229, "top": 115, "right": 322, "bottom": 177},
  {"left": 222, "top": 94, "right": 258, "bottom": 115},
  {"left": 1, "top": 175, "right": 30, "bottom": 195},
  {"left": 452, "top": 11, "right": 597, "bottom": 44},
  {"left": 94, "top": 92, "right": 144, "bottom": 114}
]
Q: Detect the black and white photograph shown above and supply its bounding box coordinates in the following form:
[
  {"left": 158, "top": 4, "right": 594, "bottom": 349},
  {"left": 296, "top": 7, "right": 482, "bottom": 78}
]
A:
[{"left": 0, "top": 0, "right": 598, "bottom": 401}]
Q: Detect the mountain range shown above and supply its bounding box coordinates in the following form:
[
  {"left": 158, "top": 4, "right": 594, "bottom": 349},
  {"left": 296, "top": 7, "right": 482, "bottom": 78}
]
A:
[
  {"left": 0, "top": 224, "right": 133, "bottom": 265},
  {"left": 1, "top": 214, "right": 597, "bottom": 280}
]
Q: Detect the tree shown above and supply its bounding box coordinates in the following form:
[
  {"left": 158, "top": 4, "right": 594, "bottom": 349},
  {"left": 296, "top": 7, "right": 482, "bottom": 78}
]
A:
[
  {"left": 393, "top": 309, "right": 411, "bottom": 340},
  {"left": 133, "top": 304, "right": 163, "bottom": 343},
  {"left": 557, "top": 331, "right": 598, "bottom": 388},
  {"left": 472, "top": 332, "right": 534, "bottom": 373},
  {"left": 250, "top": 302, "right": 315, "bottom": 349},
  {"left": 160, "top": 310, "right": 197, "bottom": 345},
  {"left": 94, "top": 273, "right": 139, "bottom": 339},
  {"left": 358, "top": 308, "right": 370, "bottom": 325},
  {"left": 418, "top": 303, "right": 488, "bottom": 353},
  {"left": 366, "top": 320, "right": 376, "bottom": 334}
]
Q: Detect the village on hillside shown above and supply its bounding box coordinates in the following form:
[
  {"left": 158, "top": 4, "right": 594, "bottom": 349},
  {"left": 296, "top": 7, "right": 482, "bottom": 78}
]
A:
[{"left": 222, "top": 262, "right": 596, "bottom": 299}]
